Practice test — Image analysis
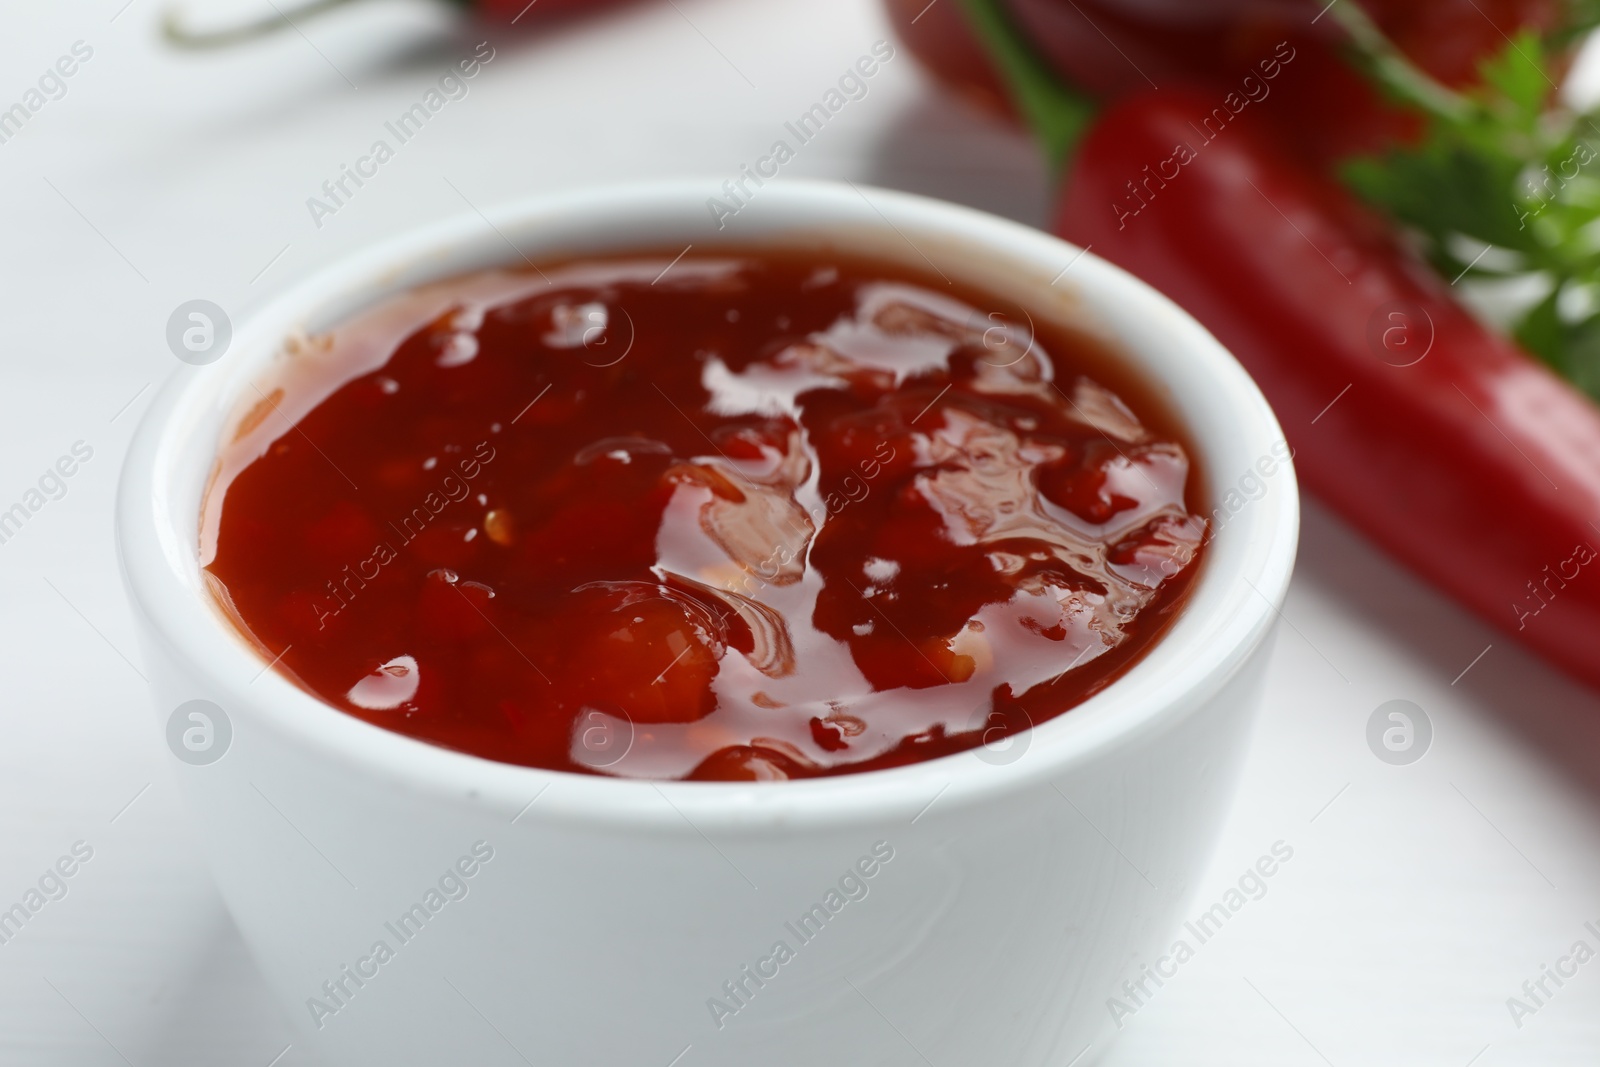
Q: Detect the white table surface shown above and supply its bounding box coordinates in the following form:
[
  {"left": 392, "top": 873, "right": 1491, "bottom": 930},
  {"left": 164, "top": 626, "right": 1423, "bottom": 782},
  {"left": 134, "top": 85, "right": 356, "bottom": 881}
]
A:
[{"left": 3, "top": 0, "right": 1598, "bottom": 1063}]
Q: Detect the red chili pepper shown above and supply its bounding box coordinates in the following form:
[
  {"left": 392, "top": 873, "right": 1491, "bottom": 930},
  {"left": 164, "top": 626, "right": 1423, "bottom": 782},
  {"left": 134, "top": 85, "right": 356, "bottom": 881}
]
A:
[
  {"left": 1055, "top": 90, "right": 1600, "bottom": 688},
  {"left": 469, "top": 0, "right": 618, "bottom": 22},
  {"left": 1360, "top": 0, "right": 1563, "bottom": 86},
  {"left": 885, "top": 0, "right": 1015, "bottom": 118},
  {"left": 1011, "top": 0, "right": 1414, "bottom": 166},
  {"left": 1004, "top": 0, "right": 1560, "bottom": 62},
  {"left": 889, "top": 0, "right": 1559, "bottom": 167}
]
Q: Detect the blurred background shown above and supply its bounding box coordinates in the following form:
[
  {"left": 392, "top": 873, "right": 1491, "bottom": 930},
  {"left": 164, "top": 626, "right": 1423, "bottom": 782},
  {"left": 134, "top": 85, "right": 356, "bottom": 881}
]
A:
[{"left": 3, "top": 0, "right": 1600, "bottom": 1063}]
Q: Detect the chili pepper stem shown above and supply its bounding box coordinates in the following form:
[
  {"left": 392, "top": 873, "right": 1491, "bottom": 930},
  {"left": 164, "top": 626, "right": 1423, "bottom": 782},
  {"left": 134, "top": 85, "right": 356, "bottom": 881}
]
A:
[
  {"left": 954, "top": 0, "right": 1097, "bottom": 171},
  {"left": 1323, "top": 0, "right": 1476, "bottom": 124},
  {"left": 162, "top": 0, "right": 370, "bottom": 49}
]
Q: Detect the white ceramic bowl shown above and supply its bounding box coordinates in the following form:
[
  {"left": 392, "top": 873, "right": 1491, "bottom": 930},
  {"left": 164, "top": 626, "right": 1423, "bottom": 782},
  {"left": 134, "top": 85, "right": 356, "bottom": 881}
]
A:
[{"left": 117, "top": 180, "right": 1297, "bottom": 1067}]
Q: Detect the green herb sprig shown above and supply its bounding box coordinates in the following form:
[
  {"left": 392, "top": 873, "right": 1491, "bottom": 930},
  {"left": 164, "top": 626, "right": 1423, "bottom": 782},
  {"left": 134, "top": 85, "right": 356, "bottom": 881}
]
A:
[{"left": 1336, "top": 4, "right": 1600, "bottom": 398}]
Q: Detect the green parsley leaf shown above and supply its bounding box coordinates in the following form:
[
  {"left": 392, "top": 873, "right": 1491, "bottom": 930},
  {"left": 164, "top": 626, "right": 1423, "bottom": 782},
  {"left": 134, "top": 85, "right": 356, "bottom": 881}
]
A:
[{"left": 1338, "top": 23, "right": 1600, "bottom": 402}]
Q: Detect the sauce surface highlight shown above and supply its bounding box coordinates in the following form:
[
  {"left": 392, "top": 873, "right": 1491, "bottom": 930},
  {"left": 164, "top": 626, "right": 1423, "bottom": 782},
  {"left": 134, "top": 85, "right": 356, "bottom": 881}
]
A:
[{"left": 205, "top": 249, "right": 1207, "bottom": 780}]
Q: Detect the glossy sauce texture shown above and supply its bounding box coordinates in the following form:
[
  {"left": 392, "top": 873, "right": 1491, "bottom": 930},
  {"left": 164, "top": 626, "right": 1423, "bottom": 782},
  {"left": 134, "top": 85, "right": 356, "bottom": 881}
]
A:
[{"left": 205, "top": 250, "right": 1206, "bottom": 780}]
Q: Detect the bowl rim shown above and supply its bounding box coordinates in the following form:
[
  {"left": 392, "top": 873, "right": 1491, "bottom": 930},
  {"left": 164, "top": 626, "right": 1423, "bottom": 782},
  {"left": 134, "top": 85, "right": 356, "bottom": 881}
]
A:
[{"left": 116, "top": 178, "right": 1299, "bottom": 833}]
